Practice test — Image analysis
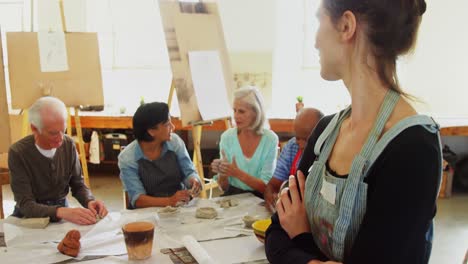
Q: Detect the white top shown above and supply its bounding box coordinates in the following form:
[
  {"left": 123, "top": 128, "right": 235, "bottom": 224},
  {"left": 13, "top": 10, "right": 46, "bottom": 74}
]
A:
[{"left": 35, "top": 144, "right": 56, "bottom": 158}]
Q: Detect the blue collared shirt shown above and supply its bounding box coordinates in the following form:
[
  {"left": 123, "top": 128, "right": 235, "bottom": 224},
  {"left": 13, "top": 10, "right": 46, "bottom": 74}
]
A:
[
  {"left": 118, "top": 133, "right": 201, "bottom": 207},
  {"left": 273, "top": 137, "right": 301, "bottom": 181}
]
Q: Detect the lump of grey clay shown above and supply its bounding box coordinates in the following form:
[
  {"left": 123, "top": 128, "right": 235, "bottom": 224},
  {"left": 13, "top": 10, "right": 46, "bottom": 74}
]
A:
[
  {"left": 217, "top": 198, "right": 239, "bottom": 208},
  {"left": 5, "top": 216, "right": 50, "bottom": 229},
  {"left": 242, "top": 215, "right": 257, "bottom": 228},
  {"left": 96, "top": 215, "right": 103, "bottom": 222},
  {"left": 195, "top": 207, "right": 218, "bottom": 219}
]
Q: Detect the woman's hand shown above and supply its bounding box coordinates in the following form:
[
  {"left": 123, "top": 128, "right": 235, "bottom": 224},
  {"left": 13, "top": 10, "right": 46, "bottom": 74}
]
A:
[
  {"left": 170, "top": 190, "right": 191, "bottom": 206},
  {"left": 276, "top": 170, "right": 310, "bottom": 238},
  {"left": 219, "top": 156, "right": 240, "bottom": 178},
  {"left": 211, "top": 159, "right": 222, "bottom": 174},
  {"left": 189, "top": 177, "right": 201, "bottom": 197}
]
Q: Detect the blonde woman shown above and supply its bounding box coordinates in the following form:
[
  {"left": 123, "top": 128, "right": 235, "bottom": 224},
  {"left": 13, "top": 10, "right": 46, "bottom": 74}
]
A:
[{"left": 211, "top": 86, "right": 278, "bottom": 198}]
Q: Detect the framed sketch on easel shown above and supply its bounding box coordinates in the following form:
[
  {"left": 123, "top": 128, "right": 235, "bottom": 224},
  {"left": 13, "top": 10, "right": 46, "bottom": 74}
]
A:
[
  {"left": 6, "top": 32, "right": 104, "bottom": 109},
  {"left": 159, "top": 0, "right": 234, "bottom": 126},
  {"left": 159, "top": 0, "right": 233, "bottom": 197}
]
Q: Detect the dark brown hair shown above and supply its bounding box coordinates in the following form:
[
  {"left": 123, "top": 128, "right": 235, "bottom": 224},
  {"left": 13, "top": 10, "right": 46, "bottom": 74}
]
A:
[
  {"left": 133, "top": 102, "right": 169, "bottom": 142},
  {"left": 323, "top": 0, "right": 426, "bottom": 95}
]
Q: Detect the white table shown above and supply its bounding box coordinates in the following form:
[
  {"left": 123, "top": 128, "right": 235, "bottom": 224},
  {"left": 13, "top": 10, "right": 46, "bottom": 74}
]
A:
[{"left": 0, "top": 193, "right": 271, "bottom": 264}]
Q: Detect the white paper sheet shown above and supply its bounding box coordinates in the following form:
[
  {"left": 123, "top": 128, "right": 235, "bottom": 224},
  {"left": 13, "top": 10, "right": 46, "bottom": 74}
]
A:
[
  {"left": 155, "top": 193, "right": 270, "bottom": 248},
  {"left": 78, "top": 230, "right": 126, "bottom": 258},
  {"left": 75, "top": 253, "right": 173, "bottom": 264},
  {"left": 182, "top": 235, "right": 215, "bottom": 264},
  {"left": 0, "top": 194, "right": 270, "bottom": 263},
  {"left": 37, "top": 31, "right": 69, "bottom": 72},
  {"left": 79, "top": 211, "right": 158, "bottom": 258},
  {"left": 3, "top": 224, "right": 22, "bottom": 246},
  {"left": 201, "top": 235, "right": 267, "bottom": 263},
  {"left": 188, "top": 50, "right": 232, "bottom": 121},
  {"left": 0, "top": 245, "right": 72, "bottom": 264},
  {"left": 37, "top": 0, "right": 63, "bottom": 32},
  {"left": 63, "top": 0, "right": 87, "bottom": 32},
  {"left": 4, "top": 216, "right": 49, "bottom": 229}
]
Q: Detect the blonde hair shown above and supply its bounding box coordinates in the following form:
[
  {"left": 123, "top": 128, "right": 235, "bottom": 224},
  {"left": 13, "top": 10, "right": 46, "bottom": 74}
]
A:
[{"left": 233, "top": 86, "right": 267, "bottom": 135}]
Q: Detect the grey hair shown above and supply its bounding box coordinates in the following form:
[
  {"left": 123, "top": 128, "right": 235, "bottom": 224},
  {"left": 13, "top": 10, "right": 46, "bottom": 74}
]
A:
[
  {"left": 233, "top": 86, "right": 267, "bottom": 135},
  {"left": 28, "top": 96, "right": 67, "bottom": 132}
]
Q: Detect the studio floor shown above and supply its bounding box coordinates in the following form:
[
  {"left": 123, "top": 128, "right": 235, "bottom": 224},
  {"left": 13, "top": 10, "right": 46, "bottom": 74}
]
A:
[{"left": 2, "top": 172, "right": 467, "bottom": 264}]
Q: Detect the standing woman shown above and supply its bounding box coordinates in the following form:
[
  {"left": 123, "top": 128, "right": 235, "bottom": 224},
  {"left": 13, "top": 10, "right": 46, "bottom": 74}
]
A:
[
  {"left": 211, "top": 86, "right": 278, "bottom": 198},
  {"left": 266, "top": 0, "right": 441, "bottom": 263}
]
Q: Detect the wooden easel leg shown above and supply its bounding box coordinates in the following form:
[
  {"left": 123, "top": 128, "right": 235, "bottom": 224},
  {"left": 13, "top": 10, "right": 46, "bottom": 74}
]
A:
[
  {"left": 192, "top": 125, "right": 206, "bottom": 198},
  {"left": 66, "top": 108, "right": 72, "bottom": 137},
  {"left": 21, "top": 110, "right": 30, "bottom": 137},
  {"left": 224, "top": 118, "right": 231, "bottom": 129},
  {"left": 0, "top": 185, "right": 3, "bottom": 219},
  {"left": 74, "top": 107, "right": 90, "bottom": 188},
  {"left": 167, "top": 80, "right": 176, "bottom": 109}
]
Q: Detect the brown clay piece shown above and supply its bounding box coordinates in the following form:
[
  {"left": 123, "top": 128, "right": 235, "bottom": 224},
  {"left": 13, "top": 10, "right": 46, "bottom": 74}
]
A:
[{"left": 57, "top": 229, "right": 81, "bottom": 257}]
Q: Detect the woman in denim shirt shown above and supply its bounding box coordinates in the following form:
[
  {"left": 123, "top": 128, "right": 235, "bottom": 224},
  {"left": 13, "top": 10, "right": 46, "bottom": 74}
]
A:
[{"left": 118, "top": 102, "right": 201, "bottom": 208}]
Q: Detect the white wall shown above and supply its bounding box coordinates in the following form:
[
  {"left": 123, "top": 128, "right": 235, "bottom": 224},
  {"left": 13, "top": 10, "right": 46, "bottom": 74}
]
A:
[
  {"left": 398, "top": 0, "right": 468, "bottom": 120},
  {"left": 271, "top": 0, "right": 349, "bottom": 118},
  {"left": 272, "top": 0, "right": 468, "bottom": 120},
  {"left": 2, "top": 0, "right": 467, "bottom": 121},
  {"left": 218, "top": 0, "right": 275, "bottom": 52}
]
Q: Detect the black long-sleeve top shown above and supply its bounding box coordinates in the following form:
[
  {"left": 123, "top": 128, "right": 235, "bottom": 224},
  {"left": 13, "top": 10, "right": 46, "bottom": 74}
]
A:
[{"left": 265, "top": 114, "right": 441, "bottom": 264}]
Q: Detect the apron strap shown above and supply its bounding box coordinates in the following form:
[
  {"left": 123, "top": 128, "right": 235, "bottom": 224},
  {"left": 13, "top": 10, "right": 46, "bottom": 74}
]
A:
[
  {"left": 360, "top": 90, "right": 401, "bottom": 159},
  {"left": 314, "top": 108, "right": 351, "bottom": 159},
  {"left": 364, "top": 115, "right": 441, "bottom": 177},
  {"left": 332, "top": 89, "right": 400, "bottom": 258}
]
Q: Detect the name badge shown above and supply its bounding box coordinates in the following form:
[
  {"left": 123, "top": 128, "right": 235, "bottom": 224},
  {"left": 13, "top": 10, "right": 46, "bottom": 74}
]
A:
[{"left": 320, "top": 179, "right": 336, "bottom": 205}]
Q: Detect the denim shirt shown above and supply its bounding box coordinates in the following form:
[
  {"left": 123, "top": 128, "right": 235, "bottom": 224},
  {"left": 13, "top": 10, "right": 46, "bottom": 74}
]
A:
[{"left": 118, "top": 133, "right": 201, "bottom": 207}]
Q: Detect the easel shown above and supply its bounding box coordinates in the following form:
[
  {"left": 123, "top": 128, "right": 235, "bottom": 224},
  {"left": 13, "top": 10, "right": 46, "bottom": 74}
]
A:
[
  {"left": 167, "top": 81, "right": 230, "bottom": 199},
  {"left": 17, "top": 1, "right": 92, "bottom": 187}
]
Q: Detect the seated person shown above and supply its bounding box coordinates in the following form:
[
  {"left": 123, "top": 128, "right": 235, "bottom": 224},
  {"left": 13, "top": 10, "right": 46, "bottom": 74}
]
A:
[
  {"left": 118, "top": 102, "right": 202, "bottom": 209},
  {"left": 9, "top": 97, "right": 108, "bottom": 225},
  {"left": 211, "top": 86, "right": 279, "bottom": 198},
  {"left": 264, "top": 108, "right": 323, "bottom": 212}
]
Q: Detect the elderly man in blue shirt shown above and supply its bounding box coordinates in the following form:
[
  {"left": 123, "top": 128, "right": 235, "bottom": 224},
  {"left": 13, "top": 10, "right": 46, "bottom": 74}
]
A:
[
  {"left": 264, "top": 108, "right": 323, "bottom": 212},
  {"left": 118, "top": 102, "right": 201, "bottom": 209}
]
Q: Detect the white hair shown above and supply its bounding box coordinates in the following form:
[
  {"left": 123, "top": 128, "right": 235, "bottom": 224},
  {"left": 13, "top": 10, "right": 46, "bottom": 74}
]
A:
[
  {"left": 28, "top": 96, "right": 67, "bottom": 132},
  {"left": 233, "top": 86, "right": 267, "bottom": 135}
]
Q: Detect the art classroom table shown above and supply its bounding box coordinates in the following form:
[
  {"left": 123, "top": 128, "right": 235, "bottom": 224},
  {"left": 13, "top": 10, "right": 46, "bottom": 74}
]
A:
[{"left": 0, "top": 193, "right": 271, "bottom": 264}]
